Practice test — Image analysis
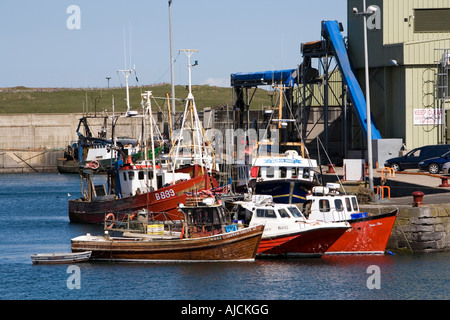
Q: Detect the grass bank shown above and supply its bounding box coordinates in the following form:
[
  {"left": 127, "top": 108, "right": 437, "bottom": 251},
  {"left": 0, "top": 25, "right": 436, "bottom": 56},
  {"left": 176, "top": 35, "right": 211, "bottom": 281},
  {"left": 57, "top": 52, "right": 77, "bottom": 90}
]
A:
[{"left": 0, "top": 84, "right": 272, "bottom": 114}]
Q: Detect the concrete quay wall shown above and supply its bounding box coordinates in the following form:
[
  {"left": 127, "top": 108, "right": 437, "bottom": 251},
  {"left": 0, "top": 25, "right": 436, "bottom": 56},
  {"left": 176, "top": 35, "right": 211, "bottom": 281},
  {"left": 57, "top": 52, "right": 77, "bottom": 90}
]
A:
[
  {"left": 361, "top": 203, "right": 450, "bottom": 253},
  {"left": 0, "top": 113, "right": 164, "bottom": 173}
]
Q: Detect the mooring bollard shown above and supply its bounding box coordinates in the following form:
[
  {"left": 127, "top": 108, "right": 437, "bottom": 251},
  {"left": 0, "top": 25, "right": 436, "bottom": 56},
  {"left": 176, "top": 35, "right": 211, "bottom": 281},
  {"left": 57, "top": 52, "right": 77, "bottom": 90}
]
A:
[
  {"left": 327, "top": 164, "right": 336, "bottom": 174},
  {"left": 439, "top": 177, "right": 449, "bottom": 187},
  {"left": 412, "top": 191, "right": 424, "bottom": 207}
]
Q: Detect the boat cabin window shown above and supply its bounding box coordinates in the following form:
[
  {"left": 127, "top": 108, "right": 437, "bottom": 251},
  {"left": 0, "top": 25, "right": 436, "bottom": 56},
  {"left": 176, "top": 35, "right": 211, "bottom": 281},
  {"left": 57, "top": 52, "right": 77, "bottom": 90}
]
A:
[
  {"left": 351, "top": 197, "right": 359, "bottom": 211},
  {"left": 280, "top": 167, "right": 287, "bottom": 178},
  {"left": 138, "top": 170, "right": 153, "bottom": 180},
  {"left": 123, "top": 172, "right": 127, "bottom": 181},
  {"left": 128, "top": 171, "right": 134, "bottom": 180},
  {"left": 256, "top": 209, "right": 276, "bottom": 218},
  {"left": 288, "top": 206, "right": 304, "bottom": 218},
  {"left": 266, "top": 167, "right": 274, "bottom": 178},
  {"left": 278, "top": 208, "right": 290, "bottom": 218},
  {"left": 302, "top": 168, "right": 310, "bottom": 179},
  {"left": 345, "top": 198, "right": 352, "bottom": 211},
  {"left": 319, "top": 199, "right": 330, "bottom": 212},
  {"left": 335, "top": 199, "right": 343, "bottom": 212}
]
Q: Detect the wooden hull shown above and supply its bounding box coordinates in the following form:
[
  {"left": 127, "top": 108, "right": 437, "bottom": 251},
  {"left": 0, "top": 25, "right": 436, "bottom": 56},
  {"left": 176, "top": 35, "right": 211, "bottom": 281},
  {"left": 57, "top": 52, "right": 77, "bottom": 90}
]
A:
[
  {"left": 325, "top": 209, "right": 398, "bottom": 254},
  {"left": 31, "top": 251, "right": 92, "bottom": 264},
  {"left": 69, "top": 173, "right": 213, "bottom": 224},
  {"left": 71, "top": 225, "right": 264, "bottom": 262},
  {"left": 257, "top": 225, "right": 349, "bottom": 257}
]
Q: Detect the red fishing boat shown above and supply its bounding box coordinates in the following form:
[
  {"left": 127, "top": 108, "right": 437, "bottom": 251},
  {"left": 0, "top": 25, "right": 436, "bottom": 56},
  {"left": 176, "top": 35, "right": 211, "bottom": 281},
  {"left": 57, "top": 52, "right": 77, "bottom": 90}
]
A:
[
  {"left": 305, "top": 184, "right": 398, "bottom": 254},
  {"left": 69, "top": 86, "right": 220, "bottom": 224},
  {"left": 69, "top": 161, "right": 218, "bottom": 224},
  {"left": 232, "top": 195, "right": 350, "bottom": 257}
]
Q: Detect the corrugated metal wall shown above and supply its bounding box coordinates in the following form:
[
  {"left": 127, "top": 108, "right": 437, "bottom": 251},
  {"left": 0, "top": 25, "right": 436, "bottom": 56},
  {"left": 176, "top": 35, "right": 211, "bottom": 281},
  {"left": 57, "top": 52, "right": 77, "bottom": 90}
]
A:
[
  {"left": 347, "top": 0, "right": 450, "bottom": 150},
  {"left": 384, "top": 0, "right": 450, "bottom": 46}
]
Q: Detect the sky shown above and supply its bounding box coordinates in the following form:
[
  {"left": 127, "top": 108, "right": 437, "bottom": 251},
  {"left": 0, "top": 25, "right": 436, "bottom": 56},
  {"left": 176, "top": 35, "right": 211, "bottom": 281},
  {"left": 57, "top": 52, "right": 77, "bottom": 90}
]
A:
[{"left": 0, "top": 0, "right": 347, "bottom": 88}]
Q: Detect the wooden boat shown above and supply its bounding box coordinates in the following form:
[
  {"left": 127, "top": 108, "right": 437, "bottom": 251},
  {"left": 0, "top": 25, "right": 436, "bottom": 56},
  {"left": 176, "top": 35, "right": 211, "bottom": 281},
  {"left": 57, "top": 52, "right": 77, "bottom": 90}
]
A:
[
  {"left": 231, "top": 195, "right": 350, "bottom": 257},
  {"left": 31, "top": 251, "right": 91, "bottom": 264},
  {"left": 71, "top": 198, "right": 264, "bottom": 262},
  {"left": 305, "top": 183, "right": 398, "bottom": 254}
]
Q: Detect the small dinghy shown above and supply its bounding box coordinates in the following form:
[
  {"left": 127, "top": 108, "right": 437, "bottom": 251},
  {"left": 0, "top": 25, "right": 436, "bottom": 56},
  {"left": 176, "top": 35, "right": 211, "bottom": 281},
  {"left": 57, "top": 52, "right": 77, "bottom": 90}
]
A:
[{"left": 31, "top": 251, "right": 92, "bottom": 264}]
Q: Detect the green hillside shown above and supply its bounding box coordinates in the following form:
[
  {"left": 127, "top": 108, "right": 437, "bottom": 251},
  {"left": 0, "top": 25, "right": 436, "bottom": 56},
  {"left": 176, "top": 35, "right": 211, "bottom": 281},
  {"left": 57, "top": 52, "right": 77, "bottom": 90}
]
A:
[{"left": 0, "top": 84, "right": 272, "bottom": 114}]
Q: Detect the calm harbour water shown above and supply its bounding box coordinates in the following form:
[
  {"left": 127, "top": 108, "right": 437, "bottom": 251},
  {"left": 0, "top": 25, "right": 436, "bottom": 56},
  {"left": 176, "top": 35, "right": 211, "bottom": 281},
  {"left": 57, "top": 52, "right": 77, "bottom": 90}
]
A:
[{"left": 0, "top": 173, "right": 448, "bottom": 302}]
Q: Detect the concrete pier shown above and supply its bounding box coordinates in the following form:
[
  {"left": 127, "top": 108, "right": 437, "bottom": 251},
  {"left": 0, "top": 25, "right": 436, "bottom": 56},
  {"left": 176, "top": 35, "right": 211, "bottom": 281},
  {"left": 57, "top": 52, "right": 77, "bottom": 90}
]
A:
[{"left": 323, "top": 166, "right": 450, "bottom": 253}]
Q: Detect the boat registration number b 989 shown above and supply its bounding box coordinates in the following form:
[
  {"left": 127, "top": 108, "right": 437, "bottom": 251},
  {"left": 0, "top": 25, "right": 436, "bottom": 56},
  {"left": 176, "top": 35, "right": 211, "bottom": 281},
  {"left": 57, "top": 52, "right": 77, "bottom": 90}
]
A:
[{"left": 154, "top": 189, "right": 175, "bottom": 200}]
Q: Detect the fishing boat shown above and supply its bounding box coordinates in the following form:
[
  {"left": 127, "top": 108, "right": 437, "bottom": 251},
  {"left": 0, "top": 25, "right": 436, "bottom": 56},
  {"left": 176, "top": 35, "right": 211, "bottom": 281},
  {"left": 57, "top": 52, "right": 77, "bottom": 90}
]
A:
[
  {"left": 31, "top": 251, "right": 91, "bottom": 264},
  {"left": 305, "top": 183, "right": 398, "bottom": 254},
  {"left": 246, "top": 85, "right": 320, "bottom": 204},
  {"left": 57, "top": 114, "right": 146, "bottom": 174},
  {"left": 70, "top": 198, "right": 264, "bottom": 262},
  {"left": 68, "top": 155, "right": 217, "bottom": 224},
  {"left": 231, "top": 195, "right": 350, "bottom": 257},
  {"left": 68, "top": 90, "right": 219, "bottom": 224},
  {"left": 250, "top": 150, "right": 319, "bottom": 204}
]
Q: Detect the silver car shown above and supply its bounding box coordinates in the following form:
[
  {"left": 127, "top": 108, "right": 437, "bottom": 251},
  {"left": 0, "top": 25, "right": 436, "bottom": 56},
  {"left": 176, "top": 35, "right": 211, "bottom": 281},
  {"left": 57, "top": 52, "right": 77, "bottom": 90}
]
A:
[{"left": 442, "top": 162, "right": 450, "bottom": 175}]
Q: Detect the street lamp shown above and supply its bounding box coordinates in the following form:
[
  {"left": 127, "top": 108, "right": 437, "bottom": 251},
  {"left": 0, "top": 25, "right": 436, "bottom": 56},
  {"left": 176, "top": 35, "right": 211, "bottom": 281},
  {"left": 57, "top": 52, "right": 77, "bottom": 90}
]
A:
[
  {"left": 168, "top": 0, "right": 176, "bottom": 122},
  {"left": 353, "top": 1, "right": 378, "bottom": 191}
]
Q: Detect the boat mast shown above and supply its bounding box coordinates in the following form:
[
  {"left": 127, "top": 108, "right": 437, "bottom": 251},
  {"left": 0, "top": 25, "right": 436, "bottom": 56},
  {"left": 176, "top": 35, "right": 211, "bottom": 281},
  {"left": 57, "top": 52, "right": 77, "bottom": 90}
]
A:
[
  {"left": 169, "top": 49, "right": 214, "bottom": 169},
  {"left": 142, "top": 91, "right": 158, "bottom": 191},
  {"left": 118, "top": 67, "right": 137, "bottom": 117}
]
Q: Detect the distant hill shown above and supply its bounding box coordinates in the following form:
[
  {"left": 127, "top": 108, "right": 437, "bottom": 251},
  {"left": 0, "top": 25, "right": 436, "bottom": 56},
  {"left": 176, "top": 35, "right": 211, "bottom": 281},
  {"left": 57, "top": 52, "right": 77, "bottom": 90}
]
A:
[{"left": 0, "top": 84, "right": 272, "bottom": 114}]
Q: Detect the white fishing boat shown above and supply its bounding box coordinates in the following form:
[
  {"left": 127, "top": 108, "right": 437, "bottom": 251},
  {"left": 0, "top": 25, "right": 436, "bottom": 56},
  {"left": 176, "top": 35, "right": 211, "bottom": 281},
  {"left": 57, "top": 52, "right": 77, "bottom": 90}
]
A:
[
  {"left": 231, "top": 195, "right": 349, "bottom": 257},
  {"left": 304, "top": 183, "right": 398, "bottom": 254},
  {"left": 31, "top": 251, "right": 92, "bottom": 264}
]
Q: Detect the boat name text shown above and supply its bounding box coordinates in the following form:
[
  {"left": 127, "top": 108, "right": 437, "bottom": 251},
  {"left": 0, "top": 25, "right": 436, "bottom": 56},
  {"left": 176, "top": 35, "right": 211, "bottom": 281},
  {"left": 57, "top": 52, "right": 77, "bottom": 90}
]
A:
[{"left": 154, "top": 189, "right": 175, "bottom": 201}]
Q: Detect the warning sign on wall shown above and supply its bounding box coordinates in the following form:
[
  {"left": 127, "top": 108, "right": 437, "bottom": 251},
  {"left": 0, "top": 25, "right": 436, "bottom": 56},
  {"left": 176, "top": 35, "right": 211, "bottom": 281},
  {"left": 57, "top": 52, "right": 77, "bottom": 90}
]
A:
[{"left": 413, "top": 109, "right": 443, "bottom": 125}]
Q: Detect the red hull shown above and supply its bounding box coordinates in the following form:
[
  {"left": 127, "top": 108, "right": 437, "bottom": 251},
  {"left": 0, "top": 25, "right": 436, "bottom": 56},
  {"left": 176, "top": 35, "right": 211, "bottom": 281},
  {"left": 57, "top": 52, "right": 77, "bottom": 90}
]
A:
[
  {"left": 257, "top": 226, "right": 349, "bottom": 257},
  {"left": 325, "top": 209, "right": 398, "bottom": 254},
  {"left": 69, "top": 172, "right": 214, "bottom": 224}
]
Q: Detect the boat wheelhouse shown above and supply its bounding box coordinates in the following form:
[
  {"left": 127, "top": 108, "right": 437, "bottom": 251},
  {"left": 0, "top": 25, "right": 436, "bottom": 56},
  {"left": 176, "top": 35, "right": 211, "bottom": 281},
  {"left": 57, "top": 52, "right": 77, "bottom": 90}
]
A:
[{"left": 250, "top": 150, "right": 319, "bottom": 204}]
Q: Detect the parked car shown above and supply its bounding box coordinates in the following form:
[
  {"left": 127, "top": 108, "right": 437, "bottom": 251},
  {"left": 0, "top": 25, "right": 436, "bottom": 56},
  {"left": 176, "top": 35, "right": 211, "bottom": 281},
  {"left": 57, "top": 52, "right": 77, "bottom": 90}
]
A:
[
  {"left": 384, "top": 144, "right": 450, "bottom": 171},
  {"left": 418, "top": 150, "right": 450, "bottom": 174},
  {"left": 442, "top": 162, "right": 450, "bottom": 175}
]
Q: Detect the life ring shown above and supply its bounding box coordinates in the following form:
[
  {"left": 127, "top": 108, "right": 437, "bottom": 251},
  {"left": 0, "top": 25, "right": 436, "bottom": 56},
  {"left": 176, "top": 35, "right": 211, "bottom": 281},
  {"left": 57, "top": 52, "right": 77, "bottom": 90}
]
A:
[
  {"left": 86, "top": 161, "right": 99, "bottom": 170},
  {"left": 105, "top": 213, "right": 115, "bottom": 229}
]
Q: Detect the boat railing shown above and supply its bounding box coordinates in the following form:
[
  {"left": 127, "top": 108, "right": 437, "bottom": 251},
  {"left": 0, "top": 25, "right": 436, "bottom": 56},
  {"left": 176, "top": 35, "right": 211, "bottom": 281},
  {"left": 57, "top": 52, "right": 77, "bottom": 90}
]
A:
[{"left": 104, "top": 211, "right": 184, "bottom": 235}]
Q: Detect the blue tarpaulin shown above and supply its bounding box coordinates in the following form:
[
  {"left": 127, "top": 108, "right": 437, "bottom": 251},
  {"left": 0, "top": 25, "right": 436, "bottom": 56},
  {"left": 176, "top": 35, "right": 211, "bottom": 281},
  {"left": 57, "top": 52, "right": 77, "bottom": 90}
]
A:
[{"left": 231, "top": 69, "right": 296, "bottom": 87}]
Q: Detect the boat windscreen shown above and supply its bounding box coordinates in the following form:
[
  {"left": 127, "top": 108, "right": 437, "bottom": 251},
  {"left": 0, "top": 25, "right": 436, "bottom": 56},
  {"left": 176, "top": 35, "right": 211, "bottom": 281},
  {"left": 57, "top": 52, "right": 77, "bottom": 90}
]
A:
[{"left": 287, "top": 206, "right": 304, "bottom": 218}]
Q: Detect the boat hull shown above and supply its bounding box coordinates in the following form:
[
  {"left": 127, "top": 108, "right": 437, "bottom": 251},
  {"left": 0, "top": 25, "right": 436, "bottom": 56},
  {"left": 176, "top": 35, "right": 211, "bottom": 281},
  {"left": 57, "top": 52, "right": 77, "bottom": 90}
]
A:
[
  {"left": 257, "top": 225, "right": 349, "bottom": 257},
  {"left": 255, "top": 179, "right": 317, "bottom": 204},
  {"left": 69, "top": 173, "right": 212, "bottom": 224},
  {"left": 71, "top": 225, "right": 264, "bottom": 262},
  {"left": 325, "top": 209, "right": 398, "bottom": 254}
]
